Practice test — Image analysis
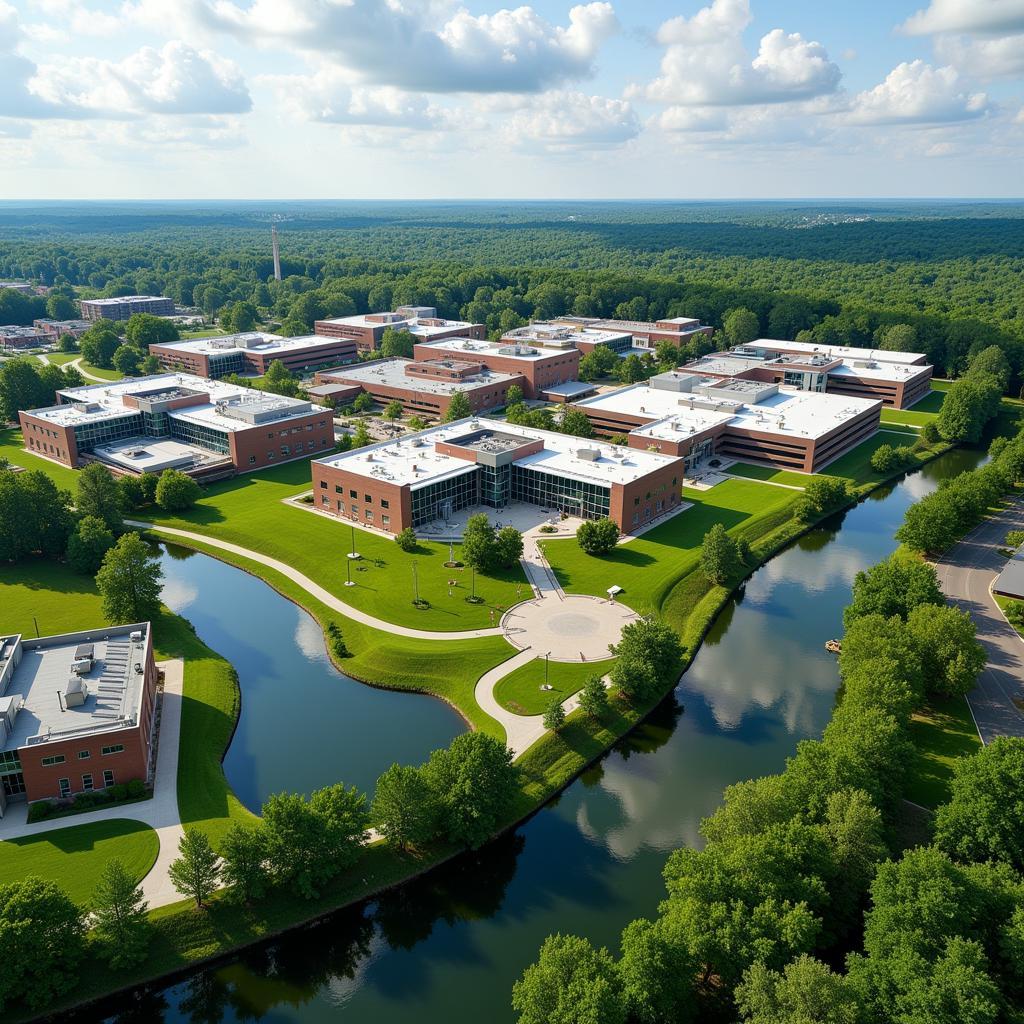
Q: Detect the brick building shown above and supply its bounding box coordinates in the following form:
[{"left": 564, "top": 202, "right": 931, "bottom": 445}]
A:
[
  {"left": 574, "top": 371, "right": 882, "bottom": 474},
  {"left": 33, "top": 318, "right": 92, "bottom": 341},
  {"left": 149, "top": 332, "right": 358, "bottom": 378},
  {"left": 0, "top": 325, "right": 48, "bottom": 350},
  {"left": 311, "top": 417, "right": 684, "bottom": 536},
  {"left": 683, "top": 340, "right": 932, "bottom": 409},
  {"left": 554, "top": 315, "right": 714, "bottom": 352},
  {"left": 19, "top": 373, "right": 334, "bottom": 480},
  {"left": 0, "top": 623, "right": 157, "bottom": 809},
  {"left": 314, "top": 306, "right": 486, "bottom": 354},
  {"left": 80, "top": 295, "right": 175, "bottom": 322},
  {"left": 311, "top": 357, "right": 525, "bottom": 419}
]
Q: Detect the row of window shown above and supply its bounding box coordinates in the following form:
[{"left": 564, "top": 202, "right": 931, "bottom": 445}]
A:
[
  {"left": 318, "top": 481, "right": 391, "bottom": 509},
  {"left": 57, "top": 770, "right": 115, "bottom": 798},
  {"left": 250, "top": 438, "right": 327, "bottom": 464},
  {"left": 26, "top": 435, "right": 70, "bottom": 461},
  {"left": 40, "top": 743, "right": 123, "bottom": 767},
  {"left": 266, "top": 421, "right": 327, "bottom": 440},
  {"left": 320, "top": 496, "right": 392, "bottom": 527}
]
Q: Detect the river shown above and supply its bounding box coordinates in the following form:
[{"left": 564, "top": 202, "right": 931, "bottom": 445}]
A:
[{"left": 83, "top": 446, "right": 985, "bottom": 1024}]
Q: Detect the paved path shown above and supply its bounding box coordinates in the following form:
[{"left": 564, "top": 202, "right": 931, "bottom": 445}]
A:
[
  {"left": 935, "top": 499, "right": 1024, "bottom": 743},
  {"left": 68, "top": 356, "right": 113, "bottom": 383},
  {"left": 125, "top": 521, "right": 506, "bottom": 642},
  {"left": 0, "top": 659, "right": 186, "bottom": 909}
]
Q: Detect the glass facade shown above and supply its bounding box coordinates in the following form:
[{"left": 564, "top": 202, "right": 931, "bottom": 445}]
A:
[
  {"left": 411, "top": 470, "right": 479, "bottom": 526},
  {"left": 208, "top": 351, "right": 248, "bottom": 378},
  {"left": 72, "top": 413, "right": 140, "bottom": 453},
  {"left": 479, "top": 463, "right": 511, "bottom": 509},
  {"left": 511, "top": 466, "right": 610, "bottom": 520},
  {"left": 169, "top": 417, "right": 231, "bottom": 455}
]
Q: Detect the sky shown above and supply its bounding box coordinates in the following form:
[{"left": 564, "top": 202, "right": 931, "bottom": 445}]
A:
[{"left": 1, "top": 0, "right": 1023, "bottom": 200}]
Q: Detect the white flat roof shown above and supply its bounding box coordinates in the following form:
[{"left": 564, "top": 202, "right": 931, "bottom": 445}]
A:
[
  {"left": 0, "top": 624, "right": 149, "bottom": 750},
  {"left": 749, "top": 338, "right": 926, "bottom": 365},
  {"left": 154, "top": 332, "right": 348, "bottom": 356},
  {"left": 92, "top": 436, "right": 230, "bottom": 474},
  {"left": 322, "top": 357, "right": 519, "bottom": 396},
  {"left": 689, "top": 348, "right": 932, "bottom": 383},
  {"left": 581, "top": 381, "right": 881, "bottom": 441},
  {"left": 416, "top": 336, "right": 571, "bottom": 362},
  {"left": 35, "top": 373, "right": 317, "bottom": 433},
  {"left": 314, "top": 416, "right": 680, "bottom": 489},
  {"left": 320, "top": 313, "right": 479, "bottom": 337},
  {"left": 81, "top": 295, "right": 170, "bottom": 306},
  {"left": 502, "top": 323, "right": 631, "bottom": 346}
]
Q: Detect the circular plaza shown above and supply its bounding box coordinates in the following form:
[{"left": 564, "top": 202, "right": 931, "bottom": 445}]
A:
[{"left": 500, "top": 594, "right": 639, "bottom": 663}]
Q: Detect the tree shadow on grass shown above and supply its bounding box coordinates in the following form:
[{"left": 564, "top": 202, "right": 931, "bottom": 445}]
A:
[{"left": 5, "top": 816, "right": 153, "bottom": 854}]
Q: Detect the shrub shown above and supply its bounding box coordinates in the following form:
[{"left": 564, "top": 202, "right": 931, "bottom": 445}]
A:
[
  {"left": 576, "top": 517, "right": 620, "bottom": 555},
  {"left": 126, "top": 778, "right": 146, "bottom": 798},
  {"left": 326, "top": 621, "right": 350, "bottom": 658},
  {"left": 1005, "top": 530, "right": 1024, "bottom": 549},
  {"left": 921, "top": 421, "right": 941, "bottom": 444},
  {"left": 395, "top": 527, "right": 417, "bottom": 552},
  {"left": 794, "top": 477, "right": 851, "bottom": 523},
  {"left": 543, "top": 697, "right": 566, "bottom": 732},
  {"left": 869, "top": 443, "right": 899, "bottom": 474}
]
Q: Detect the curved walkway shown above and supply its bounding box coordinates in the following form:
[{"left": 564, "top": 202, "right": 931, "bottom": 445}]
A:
[
  {"left": 68, "top": 356, "right": 114, "bottom": 383},
  {"left": 125, "top": 521, "right": 506, "bottom": 641},
  {"left": 935, "top": 499, "right": 1024, "bottom": 743}
]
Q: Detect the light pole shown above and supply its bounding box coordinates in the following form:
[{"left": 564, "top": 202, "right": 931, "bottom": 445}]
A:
[
  {"left": 344, "top": 556, "right": 355, "bottom": 587},
  {"left": 412, "top": 559, "right": 419, "bottom": 604},
  {"left": 545, "top": 651, "right": 550, "bottom": 686},
  {"left": 348, "top": 519, "right": 360, "bottom": 560},
  {"left": 471, "top": 566, "right": 476, "bottom": 600}
]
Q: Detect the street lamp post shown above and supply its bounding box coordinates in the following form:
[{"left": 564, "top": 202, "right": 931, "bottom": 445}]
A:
[
  {"left": 348, "top": 520, "right": 360, "bottom": 560},
  {"left": 412, "top": 559, "right": 419, "bottom": 604},
  {"left": 545, "top": 651, "right": 550, "bottom": 686},
  {"left": 344, "top": 556, "right": 355, "bottom": 587}
]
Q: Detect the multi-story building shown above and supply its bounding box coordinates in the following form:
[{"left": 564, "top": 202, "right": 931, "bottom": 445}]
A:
[
  {"left": 0, "top": 282, "right": 36, "bottom": 295},
  {"left": 0, "top": 325, "right": 48, "bottom": 350},
  {"left": 314, "top": 306, "right": 486, "bottom": 354},
  {"left": 19, "top": 373, "right": 334, "bottom": 480},
  {"left": 554, "top": 315, "right": 714, "bottom": 352},
  {"left": 311, "top": 358, "right": 526, "bottom": 419},
  {"left": 412, "top": 336, "right": 581, "bottom": 400},
  {"left": 149, "top": 332, "right": 358, "bottom": 379},
  {"left": 0, "top": 623, "right": 157, "bottom": 809},
  {"left": 311, "top": 418, "right": 684, "bottom": 536},
  {"left": 80, "top": 295, "right": 175, "bottom": 322},
  {"left": 33, "top": 318, "right": 92, "bottom": 341},
  {"left": 500, "top": 321, "right": 636, "bottom": 356},
  {"left": 683, "top": 339, "right": 932, "bottom": 409},
  {"left": 574, "top": 371, "right": 882, "bottom": 474}
]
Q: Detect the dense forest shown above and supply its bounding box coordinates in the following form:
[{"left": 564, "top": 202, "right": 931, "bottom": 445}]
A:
[{"left": 1, "top": 200, "right": 1023, "bottom": 380}]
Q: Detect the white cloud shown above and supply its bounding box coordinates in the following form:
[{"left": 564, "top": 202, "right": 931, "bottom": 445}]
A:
[
  {"left": 27, "top": 41, "right": 252, "bottom": 118},
  {"left": 639, "top": 0, "right": 841, "bottom": 107},
  {"left": 500, "top": 91, "right": 640, "bottom": 151},
  {"left": 181, "top": 0, "right": 619, "bottom": 94},
  {"left": 901, "top": 0, "right": 1024, "bottom": 36},
  {"left": 935, "top": 33, "right": 1024, "bottom": 78},
  {"left": 847, "top": 60, "right": 990, "bottom": 125}
]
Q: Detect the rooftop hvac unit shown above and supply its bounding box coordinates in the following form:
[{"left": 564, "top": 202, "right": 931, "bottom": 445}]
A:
[
  {"left": 64, "top": 677, "right": 88, "bottom": 707},
  {"left": 71, "top": 657, "right": 92, "bottom": 675},
  {"left": 130, "top": 630, "right": 143, "bottom": 642}
]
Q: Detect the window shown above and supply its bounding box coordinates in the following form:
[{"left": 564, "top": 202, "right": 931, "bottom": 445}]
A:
[
  {"left": 306, "top": 424, "right": 313, "bottom": 431},
  {"left": 381, "top": 499, "right": 390, "bottom": 509},
  {"left": 58, "top": 778, "right": 70, "bottom": 798},
  {"left": 102, "top": 744, "right": 124, "bottom": 756},
  {"left": 382, "top": 514, "right": 390, "bottom": 527},
  {"left": 364, "top": 494, "right": 371, "bottom": 503},
  {"left": 321, "top": 496, "right": 330, "bottom": 506},
  {"left": 267, "top": 451, "right": 275, "bottom": 460},
  {"left": 349, "top": 489, "right": 357, "bottom": 498},
  {"left": 103, "top": 769, "right": 114, "bottom": 788},
  {"left": 320, "top": 480, "right": 327, "bottom": 489},
  {"left": 82, "top": 773, "right": 94, "bottom": 791},
  {"left": 77, "top": 750, "right": 90, "bottom": 760},
  {"left": 365, "top": 509, "right": 374, "bottom": 521},
  {"left": 267, "top": 431, "right": 275, "bottom": 439},
  {"left": 351, "top": 504, "right": 358, "bottom": 516},
  {"left": 249, "top": 455, "right": 256, "bottom": 465},
  {"left": 335, "top": 484, "right": 343, "bottom": 494},
  {"left": 634, "top": 496, "right": 640, "bottom": 506},
  {"left": 281, "top": 445, "right": 290, "bottom": 456},
  {"left": 42, "top": 754, "right": 65, "bottom": 766}
]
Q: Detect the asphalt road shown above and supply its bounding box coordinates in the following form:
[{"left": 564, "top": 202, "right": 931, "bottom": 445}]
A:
[{"left": 935, "top": 500, "right": 1024, "bottom": 743}]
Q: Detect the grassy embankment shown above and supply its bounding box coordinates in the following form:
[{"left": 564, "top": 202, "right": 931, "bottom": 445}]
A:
[{"left": 494, "top": 657, "right": 616, "bottom": 715}]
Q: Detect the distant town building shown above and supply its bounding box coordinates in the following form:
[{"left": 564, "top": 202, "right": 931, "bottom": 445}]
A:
[
  {"left": 33, "top": 318, "right": 91, "bottom": 341},
  {"left": 0, "top": 282, "right": 36, "bottom": 295},
  {"left": 149, "top": 332, "right": 358, "bottom": 379},
  {"left": 0, "top": 325, "right": 48, "bottom": 350},
  {"left": 314, "top": 306, "right": 486, "bottom": 354},
  {"left": 0, "top": 623, "right": 158, "bottom": 808},
  {"left": 19, "top": 373, "right": 334, "bottom": 480},
  {"left": 79, "top": 295, "right": 175, "bottom": 322},
  {"left": 554, "top": 316, "right": 714, "bottom": 351},
  {"left": 312, "top": 418, "right": 684, "bottom": 536}
]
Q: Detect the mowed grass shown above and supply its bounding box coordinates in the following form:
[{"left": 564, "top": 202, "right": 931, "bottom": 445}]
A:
[
  {"left": 0, "top": 429, "right": 527, "bottom": 631},
  {"left": 905, "top": 697, "right": 982, "bottom": 808},
  {"left": 725, "top": 463, "right": 814, "bottom": 488},
  {"left": 820, "top": 429, "right": 925, "bottom": 485},
  {"left": 543, "top": 478, "right": 795, "bottom": 614},
  {"left": 0, "top": 819, "right": 158, "bottom": 906},
  {"left": 494, "top": 657, "right": 615, "bottom": 716}
]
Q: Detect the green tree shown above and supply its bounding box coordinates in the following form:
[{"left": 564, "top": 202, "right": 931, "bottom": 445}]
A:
[
  {"left": 262, "top": 359, "right": 300, "bottom": 397},
  {"left": 124, "top": 312, "right": 179, "bottom": 347},
  {"left": 618, "top": 915, "right": 697, "bottom": 1024},
  {"left": 0, "top": 468, "right": 73, "bottom": 561},
  {"left": 543, "top": 697, "right": 566, "bottom": 732},
  {"left": 352, "top": 420, "right": 372, "bottom": 448},
  {"left": 576, "top": 517, "right": 619, "bottom": 555},
  {"left": 224, "top": 300, "right": 258, "bottom": 333},
  {"left": 559, "top": 408, "right": 593, "bottom": 438},
  {"left": 724, "top": 307, "right": 760, "bottom": 346},
  {"left": 495, "top": 525, "right": 524, "bottom": 568},
  {"left": 352, "top": 391, "right": 374, "bottom": 413},
  {"left": 460, "top": 512, "right": 497, "bottom": 572},
  {"left": 139, "top": 354, "right": 160, "bottom": 374},
  {"left": 66, "top": 514, "right": 115, "bottom": 574},
  {"left": 610, "top": 656, "right": 660, "bottom": 704},
  {"left": 512, "top": 933, "right": 626, "bottom": 1024},
  {"left": 937, "top": 374, "right": 1001, "bottom": 443},
  {"left": 505, "top": 383, "right": 524, "bottom": 407},
  {"left": 613, "top": 616, "right": 684, "bottom": 682},
  {"left": 422, "top": 732, "right": 518, "bottom": 849},
  {"left": 577, "top": 674, "right": 609, "bottom": 720},
  {"left": 395, "top": 527, "right": 417, "bottom": 552},
  {"left": 45, "top": 293, "right": 77, "bottom": 320},
  {"left": 76, "top": 462, "right": 123, "bottom": 532},
  {"left": 168, "top": 829, "right": 220, "bottom": 909},
  {"left": 844, "top": 553, "right": 943, "bottom": 626},
  {"left": 737, "top": 955, "right": 864, "bottom": 1024},
  {"left": 896, "top": 493, "right": 963, "bottom": 554},
  {"left": 794, "top": 477, "right": 850, "bottom": 522},
  {"left": 91, "top": 858, "right": 150, "bottom": 969},
  {"left": 155, "top": 468, "right": 201, "bottom": 512},
  {"left": 443, "top": 390, "right": 473, "bottom": 422},
  {"left": 967, "top": 345, "right": 1011, "bottom": 391},
  {"left": 384, "top": 399, "right": 404, "bottom": 423},
  {"left": 935, "top": 737, "right": 1024, "bottom": 870},
  {"left": 58, "top": 332, "right": 78, "bottom": 353},
  {"left": 219, "top": 821, "right": 270, "bottom": 903},
  {"left": 379, "top": 327, "right": 415, "bottom": 358},
  {"left": 371, "top": 763, "right": 439, "bottom": 851},
  {"left": 876, "top": 322, "right": 918, "bottom": 353},
  {"left": 95, "top": 532, "right": 164, "bottom": 624},
  {"left": 579, "top": 346, "right": 618, "bottom": 381},
  {"left": 907, "top": 603, "right": 986, "bottom": 699},
  {"left": 0, "top": 878, "right": 85, "bottom": 1012},
  {"left": 79, "top": 321, "right": 121, "bottom": 368},
  {"left": 617, "top": 353, "right": 649, "bottom": 384},
  {"left": 0, "top": 357, "right": 49, "bottom": 420},
  {"left": 701, "top": 522, "right": 744, "bottom": 585},
  {"left": 112, "top": 343, "right": 142, "bottom": 376}
]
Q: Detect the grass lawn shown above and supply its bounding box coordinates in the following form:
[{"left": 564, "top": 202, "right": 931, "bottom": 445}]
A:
[
  {"left": 78, "top": 360, "right": 123, "bottom": 381},
  {"left": 543, "top": 478, "right": 795, "bottom": 614},
  {"left": 880, "top": 409, "right": 927, "bottom": 428},
  {"left": 908, "top": 389, "right": 946, "bottom": 414},
  {"left": 494, "top": 657, "right": 615, "bottom": 715},
  {"left": 820, "top": 429, "right": 929, "bottom": 486},
  {"left": 0, "top": 819, "right": 158, "bottom": 906},
  {"left": 725, "top": 463, "right": 813, "bottom": 488},
  {"left": 44, "top": 352, "right": 79, "bottom": 367},
  {"left": 906, "top": 697, "right": 981, "bottom": 808},
  {"left": 0, "top": 429, "right": 527, "bottom": 631}
]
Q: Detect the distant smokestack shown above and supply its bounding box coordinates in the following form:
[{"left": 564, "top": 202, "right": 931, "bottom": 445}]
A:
[{"left": 272, "top": 224, "right": 282, "bottom": 282}]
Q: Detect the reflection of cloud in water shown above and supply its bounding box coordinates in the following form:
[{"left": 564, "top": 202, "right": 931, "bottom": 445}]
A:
[
  {"left": 295, "top": 616, "right": 329, "bottom": 662},
  {"left": 752, "top": 541, "right": 871, "bottom": 599},
  {"left": 160, "top": 576, "right": 197, "bottom": 612},
  {"left": 323, "top": 932, "right": 384, "bottom": 1008}
]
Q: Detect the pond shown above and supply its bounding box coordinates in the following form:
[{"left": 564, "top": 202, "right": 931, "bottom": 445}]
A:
[{"left": 86, "top": 447, "right": 986, "bottom": 1023}]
